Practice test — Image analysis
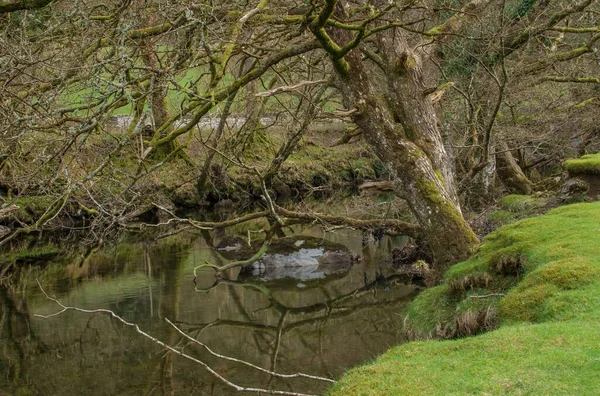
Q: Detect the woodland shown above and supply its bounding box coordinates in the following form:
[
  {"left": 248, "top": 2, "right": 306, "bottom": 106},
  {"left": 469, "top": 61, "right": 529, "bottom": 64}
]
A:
[{"left": 1, "top": 0, "right": 600, "bottom": 395}]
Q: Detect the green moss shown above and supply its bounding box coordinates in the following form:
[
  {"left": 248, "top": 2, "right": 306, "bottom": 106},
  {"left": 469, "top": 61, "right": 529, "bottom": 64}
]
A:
[
  {"left": 520, "top": 258, "right": 598, "bottom": 290},
  {"left": 499, "top": 194, "right": 548, "bottom": 213},
  {"left": 332, "top": 201, "right": 600, "bottom": 394},
  {"left": 499, "top": 283, "right": 559, "bottom": 322},
  {"left": 1, "top": 243, "right": 60, "bottom": 265},
  {"left": 12, "top": 195, "right": 55, "bottom": 222},
  {"left": 433, "top": 169, "right": 444, "bottom": 186},
  {"left": 488, "top": 210, "right": 517, "bottom": 226},
  {"left": 563, "top": 153, "right": 600, "bottom": 175}
]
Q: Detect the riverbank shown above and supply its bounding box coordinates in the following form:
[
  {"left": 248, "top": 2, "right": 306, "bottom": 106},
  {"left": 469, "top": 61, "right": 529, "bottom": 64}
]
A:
[
  {"left": 331, "top": 201, "right": 600, "bottom": 394},
  {"left": 0, "top": 122, "right": 389, "bottom": 243}
]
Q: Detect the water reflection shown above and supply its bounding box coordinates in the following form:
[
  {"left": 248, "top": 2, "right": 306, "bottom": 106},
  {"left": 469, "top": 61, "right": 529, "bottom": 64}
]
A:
[{"left": 0, "top": 226, "right": 418, "bottom": 395}]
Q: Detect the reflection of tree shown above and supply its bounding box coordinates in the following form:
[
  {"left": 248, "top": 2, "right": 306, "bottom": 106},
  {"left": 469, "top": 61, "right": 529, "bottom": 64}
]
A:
[
  {"left": 0, "top": 284, "right": 48, "bottom": 393},
  {"left": 142, "top": 242, "right": 184, "bottom": 396},
  {"left": 35, "top": 280, "right": 333, "bottom": 396},
  {"left": 182, "top": 272, "right": 417, "bottom": 390}
]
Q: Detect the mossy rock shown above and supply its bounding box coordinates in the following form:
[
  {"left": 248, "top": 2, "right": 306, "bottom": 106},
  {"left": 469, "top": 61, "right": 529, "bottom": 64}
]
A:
[{"left": 498, "top": 194, "right": 548, "bottom": 213}]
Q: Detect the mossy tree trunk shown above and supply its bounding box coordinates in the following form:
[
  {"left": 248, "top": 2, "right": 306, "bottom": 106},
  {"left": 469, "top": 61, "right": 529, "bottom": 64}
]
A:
[
  {"left": 141, "top": 47, "right": 183, "bottom": 161},
  {"left": 139, "top": 11, "right": 190, "bottom": 163},
  {"left": 324, "top": 16, "right": 478, "bottom": 266},
  {"left": 496, "top": 141, "right": 533, "bottom": 195}
]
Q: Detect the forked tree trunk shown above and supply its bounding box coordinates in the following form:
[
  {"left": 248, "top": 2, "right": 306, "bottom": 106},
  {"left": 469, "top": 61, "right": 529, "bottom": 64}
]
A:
[
  {"left": 141, "top": 47, "right": 182, "bottom": 161},
  {"left": 330, "top": 44, "right": 478, "bottom": 266},
  {"left": 323, "top": 4, "right": 478, "bottom": 266}
]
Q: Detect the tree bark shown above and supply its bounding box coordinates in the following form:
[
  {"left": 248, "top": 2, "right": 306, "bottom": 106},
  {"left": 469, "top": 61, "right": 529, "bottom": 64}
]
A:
[
  {"left": 496, "top": 141, "right": 533, "bottom": 195},
  {"left": 310, "top": 1, "right": 480, "bottom": 266},
  {"left": 326, "top": 30, "right": 478, "bottom": 265}
]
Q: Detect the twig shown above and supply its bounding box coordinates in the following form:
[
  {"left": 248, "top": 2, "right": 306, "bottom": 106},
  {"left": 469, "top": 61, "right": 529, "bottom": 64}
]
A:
[
  {"left": 34, "top": 281, "right": 328, "bottom": 396},
  {"left": 255, "top": 79, "right": 328, "bottom": 97},
  {"left": 165, "top": 318, "right": 334, "bottom": 383}
]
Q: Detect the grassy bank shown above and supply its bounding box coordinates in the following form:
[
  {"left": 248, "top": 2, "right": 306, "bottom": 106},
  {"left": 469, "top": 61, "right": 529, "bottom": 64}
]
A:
[
  {"left": 563, "top": 153, "right": 600, "bottom": 175},
  {"left": 331, "top": 201, "right": 600, "bottom": 395}
]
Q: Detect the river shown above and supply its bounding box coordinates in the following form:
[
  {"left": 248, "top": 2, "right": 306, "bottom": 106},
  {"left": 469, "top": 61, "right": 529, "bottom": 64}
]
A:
[{"left": 0, "top": 224, "right": 419, "bottom": 395}]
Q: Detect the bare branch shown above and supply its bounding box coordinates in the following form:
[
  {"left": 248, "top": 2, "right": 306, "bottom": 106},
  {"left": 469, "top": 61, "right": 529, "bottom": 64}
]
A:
[
  {"left": 34, "top": 281, "right": 332, "bottom": 396},
  {"left": 255, "top": 79, "right": 328, "bottom": 97}
]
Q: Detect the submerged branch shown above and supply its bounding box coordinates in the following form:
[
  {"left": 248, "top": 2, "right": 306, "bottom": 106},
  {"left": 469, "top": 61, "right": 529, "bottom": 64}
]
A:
[
  {"left": 193, "top": 230, "right": 275, "bottom": 276},
  {"left": 34, "top": 281, "right": 331, "bottom": 396},
  {"left": 165, "top": 318, "right": 334, "bottom": 383}
]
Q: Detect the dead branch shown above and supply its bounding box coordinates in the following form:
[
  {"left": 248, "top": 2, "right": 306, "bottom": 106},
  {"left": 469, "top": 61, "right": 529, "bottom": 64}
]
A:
[
  {"left": 34, "top": 281, "right": 333, "bottom": 396},
  {"left": 254, "top": 79, "right": 328, "bottom": 97},
  {"left": 358, "top": 181, "right": 395, "bottom": 193},
  {"left": 468, "top": 293, "right": 505, "bottom": 299},
  {"left": 193, "top": 229, "right": 276, "bottom": 276},
  {"left": 323, "top": 108, "right": 358, "bottom": 117},
  {"left": 275, "top": 205, "right": 421, "bottom": 238},
  {"left": 165, "top": 318, "right": 334, "bottom": 383}
]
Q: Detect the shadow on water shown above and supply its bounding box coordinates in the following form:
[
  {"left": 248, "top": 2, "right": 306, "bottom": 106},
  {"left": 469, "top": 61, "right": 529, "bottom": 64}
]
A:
[{"left": 0, "top": 225, "right": 420, "bottom": 395}]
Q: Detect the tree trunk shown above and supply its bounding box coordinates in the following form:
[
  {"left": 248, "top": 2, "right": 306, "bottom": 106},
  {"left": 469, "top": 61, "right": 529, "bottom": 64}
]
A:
[
  {"left": 197, "top": 91, "right": 237, "bottom": 194},
  {"left": 330, "top": 35, "right": 478, "bottom": 266},
  {"left": 139, "top": 13, "right": 188, "bottom": 162},
  {"left": 496, "top": 141, "right": 533, "bottom": 195}
]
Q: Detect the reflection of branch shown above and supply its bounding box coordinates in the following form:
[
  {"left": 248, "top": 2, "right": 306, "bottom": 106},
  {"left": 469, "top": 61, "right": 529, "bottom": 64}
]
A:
[
  {"left": 189, "top": 274, "right": 418, "bottom": 334},
  {"left": 34, "top": 281, "right": 331, "bottom": 396},
  {"left": 166, "top": 318, "right": 333, "bottom": 383},
  {"left": 193, "top": 226, "right": 277, "bottom": 276},
  {"left": 181, "top": 297, "right": 409, "bottom": 340}
]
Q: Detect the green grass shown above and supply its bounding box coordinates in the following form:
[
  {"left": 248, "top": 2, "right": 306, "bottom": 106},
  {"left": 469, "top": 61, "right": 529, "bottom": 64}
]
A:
[
  {"left": 331, "top": 201, "right": 600, "bottom": 394},
  {"left": 332, "top": 321, "right": 600, "bottom": 395},
  {"left": 487, "top": 194, "right": 550, "bottom": 227},
  {"left": 563, "top": 153, "right": 600, "bottom": 175},
  {"left": 488, "top": 209, "right": 517, "bottom": 227},
  {"left": 498, "top": 194, "right": 548, "bottom": 213}
]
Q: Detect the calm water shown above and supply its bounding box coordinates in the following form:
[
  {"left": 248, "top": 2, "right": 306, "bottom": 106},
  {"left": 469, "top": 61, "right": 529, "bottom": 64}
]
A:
[{"left": 1, "top": 225, "right": 419, "bottom": 395}]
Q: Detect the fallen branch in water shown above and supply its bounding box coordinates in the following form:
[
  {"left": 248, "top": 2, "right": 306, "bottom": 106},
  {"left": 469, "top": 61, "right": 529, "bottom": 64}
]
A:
[
  {"left": 145, "top": 204, "right": 420, "bottom": 241},
  {"left": 193, "top": 228, "right": 276, "bottom": 277},
  {"left": 274, "top": 205, "right": 421, "bottom": 238},
  {"left": 34, "top": 280, "right": 334, "bottom": 396},
  {"left": 165, "top": 318, "right": 334, "bottom": 383}
]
